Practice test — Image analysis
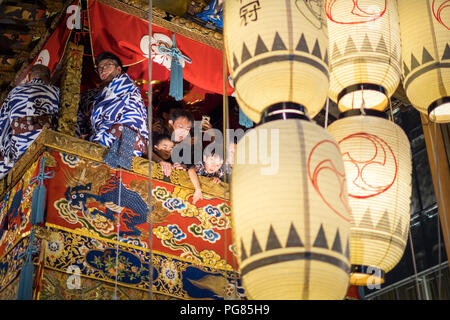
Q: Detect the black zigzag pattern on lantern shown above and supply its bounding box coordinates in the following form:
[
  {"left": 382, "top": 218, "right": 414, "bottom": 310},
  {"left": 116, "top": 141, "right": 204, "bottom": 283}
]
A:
[
  {"left": 356, "top": 208, "right": 409, "bottom": 239},
  {"left": 403, "top": 44, "right": 450, "bottom": 89},
  {"left": 405, "top": 43, "right": 450, "bottom": 77},
  {"left": 330, "top": 34, "right": 400, "bottom": 64},
  {"left": 240, "top": 223, "right": 348, "bottom": 261},
  {"left": 239, "top": 223, "right": 350, "bottom": 276},
  {"left": 232, "top": 32, "right": 328, "bottom": 70},
  {"left": 352, "top": 208, "right": 409, "bottom": 251}
]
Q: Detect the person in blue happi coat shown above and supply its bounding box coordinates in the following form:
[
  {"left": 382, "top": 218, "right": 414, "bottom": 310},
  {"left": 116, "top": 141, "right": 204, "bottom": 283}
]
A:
[
  {"left": 0, "top": 64, "right": 60, "bottom": 179},
  {"left": 88, "top": 52, "right": 149, "bottom": 157}
]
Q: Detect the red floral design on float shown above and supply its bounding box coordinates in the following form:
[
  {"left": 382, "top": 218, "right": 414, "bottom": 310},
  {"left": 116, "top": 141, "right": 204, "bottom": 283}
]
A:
[
  {"left": 432, "top": 0, "right": 450, "bottom": 30},
  {"left": 338, "top": 133, "right": 398, "bottom": 199},
  {"left": 325, "top": 0, "right": 386, "bottom": 25},
  {"left": 308, "top": 140, "right": 351, "bottom": 222}
]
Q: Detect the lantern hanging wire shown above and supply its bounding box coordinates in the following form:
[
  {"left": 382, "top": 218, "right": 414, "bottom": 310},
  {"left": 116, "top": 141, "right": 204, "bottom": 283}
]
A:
[{"left": 147, "top": 0, "right": 154, "bottom": 301}]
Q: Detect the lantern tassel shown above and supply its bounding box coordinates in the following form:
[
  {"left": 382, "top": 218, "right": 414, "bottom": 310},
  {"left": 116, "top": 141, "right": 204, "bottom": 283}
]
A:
[
  {"left": 30, "top": 185, "right": 47, "bottom": 225},
  {"left": 169, "top": 56, "right": 183, "bottom": 101},
  {"left": 239, "top": 108, "right": 253, "bottom": 128},
  {"left": 17, "top": 229, "right": 39, "bottom": 300},
  {"left": 29, "top": 157, "right": 54, "bottom": 225},
  {"left": 17, "top": 260, "right": 35, "bottom": 300},
  {"left": 169, "top": 35, "right": 183, "bottom": 101},
  {"left": 159, "top": 34, "right": 191, "bottom": 101}
]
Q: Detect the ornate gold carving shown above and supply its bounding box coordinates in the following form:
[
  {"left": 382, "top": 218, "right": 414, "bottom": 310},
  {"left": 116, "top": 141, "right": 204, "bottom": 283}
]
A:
[
  {"left": 131, "top": 157, "right": 229, "bottom": 199},
  {"left": 2, "top": 126, "right": 48, "bottom": 195},
  {"left": 9, "top": 0, "right": 76, "bottom": 90},
  {"left": 171, "top": 16, "right": 223, "bottom": 41},
  {"left": 0, "top": 129, "right": 230, "bottom": 200},
  {"left": 44, "top": 130, "right": 109, "bottom": 162},
  {"left": 58, "top": 42, "right": 84, "bottom": 136},
  {"left": 153, "top": 0, "right": 190, "bottom": 16},
  {"left": 42, "top": 0, "right": 65, "bottom": 13},
  {"left": 35, "top": 226, "right": 53, "bottom": 241},
  {"left": 187, "top": 0, "right": 209, "bottom": 15},
  {"left": 29, "top": 21, "right": 48, "bottom": 38}
]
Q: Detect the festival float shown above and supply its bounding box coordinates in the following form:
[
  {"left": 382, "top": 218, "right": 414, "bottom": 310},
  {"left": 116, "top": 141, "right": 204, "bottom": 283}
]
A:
[
  {"left": 0, "top": 0, "right": 449, "bottom": 301},
  {"left": 0, "top": 0, "right": 243, "bottom": 300}
]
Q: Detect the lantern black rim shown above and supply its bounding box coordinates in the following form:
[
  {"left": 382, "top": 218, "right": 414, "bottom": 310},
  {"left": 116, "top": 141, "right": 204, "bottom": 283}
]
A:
[
  {"left": 338, "top": 83, "right": 387, "bottom": 105},
  {"left": 351, "top": 264, "right": 385, "bottom": 280},
  {"left": 259, "top": 102, "right": 310, "bottom": 124},
  {"left": 428, "top": 96, "right": 450, "bottom": 117},
  {"left": 338, "top": 109, "right": 389, "bottom": 119}
]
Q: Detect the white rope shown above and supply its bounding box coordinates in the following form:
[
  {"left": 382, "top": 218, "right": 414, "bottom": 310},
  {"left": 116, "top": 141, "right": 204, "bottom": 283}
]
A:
[
  {"left": 113, "top": 168, "right": 123, "bottom": 300},
  {"left": 324, "top": 97, "right": 329, "bottom": 129},
  {"left": 221, "top": 20, "right": 238, "bottom": 300},
  {"left": 408, "top": 228, "right": 422, "bottom": 300},
  {"left": 360, "top": 85, "right": 366, "bottom": 116},
  {"left": 147, "top": 0, "right": 154, "bottom": 301},
  {"left": 388, "top": 98, "right": 394, "bottom": 122},
  {"left": 433, "top": 121, "right": 448, "bottom": 300}
]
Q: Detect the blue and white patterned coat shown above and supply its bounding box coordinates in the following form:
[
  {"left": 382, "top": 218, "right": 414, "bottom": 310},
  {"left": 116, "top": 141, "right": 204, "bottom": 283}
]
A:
[
  {"left": 90, "top": 73, "right": 148, "bottom": 157},
  {"left": 0, "top": 78, "right": 59, "bottom": 179}
]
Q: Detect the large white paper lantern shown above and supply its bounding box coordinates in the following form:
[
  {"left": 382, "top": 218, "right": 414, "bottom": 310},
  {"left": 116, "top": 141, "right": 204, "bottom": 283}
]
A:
[
  {"left": 224, "top": 0, "right": 329, "bottom": 123},
  {"left": 232, "top": 119, "right": 351, "bottom": 299},
  {"left": 326, "top": 0, "right": 401, "bottom": 112},
  {"left": 328, "top": 113, "right": 412, "bottom": 285},
  {"left": 398, "top": 0, "right": 450, "bottom": 123}
]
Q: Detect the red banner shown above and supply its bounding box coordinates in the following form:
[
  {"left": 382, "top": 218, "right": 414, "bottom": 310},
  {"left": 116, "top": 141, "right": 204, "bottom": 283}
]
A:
[
  {"left": 88, "top": 0, "right": 233, "bottom": 96},
  {"left": 44, "top": 151, "right": 237, "bottom": 270}
]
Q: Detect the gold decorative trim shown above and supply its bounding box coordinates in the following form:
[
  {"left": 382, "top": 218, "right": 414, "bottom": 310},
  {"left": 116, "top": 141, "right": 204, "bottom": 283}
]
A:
[
  {"left": 44, "top": 223, "right": 234, "bottom": 272},
  {"left": 58, "top": 42, "right": 84, "bottom": 136},
  {"left": 45, "top": 129, "right": 108, "bottom": 161},
  {"left": 10, "top": 0, "right": 76, "bottom": 88},
  {"left": 1, "top": 129, "right": 230, "bottom": 200}
]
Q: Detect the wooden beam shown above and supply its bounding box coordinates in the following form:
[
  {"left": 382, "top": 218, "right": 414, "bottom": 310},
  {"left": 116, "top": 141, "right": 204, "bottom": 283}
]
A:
[{"left": 420, "top": 114, "right": 450, "bottom": 268}]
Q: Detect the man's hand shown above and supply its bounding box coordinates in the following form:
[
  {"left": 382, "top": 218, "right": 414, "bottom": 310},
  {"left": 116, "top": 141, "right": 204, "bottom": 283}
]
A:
[
  {"left": 201, "top": 118, "right": 212, "bottom": 132},
  {"left": 159, "top": 161, "right": 172, "bottom": 176},
  {"left": 193, "top": 188, "right": 203, "bottom": 205},
  {"left": 172, "top": 163, "right": 187, "bottom": 171},
  {"left": 212, "top": 177, "right": 221, "bottom": 184}
]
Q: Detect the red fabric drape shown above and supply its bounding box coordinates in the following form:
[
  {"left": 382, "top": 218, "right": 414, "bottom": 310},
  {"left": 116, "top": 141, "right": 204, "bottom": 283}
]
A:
[{"left": 88, "top": 0, "right": 233, "bottom": 96}]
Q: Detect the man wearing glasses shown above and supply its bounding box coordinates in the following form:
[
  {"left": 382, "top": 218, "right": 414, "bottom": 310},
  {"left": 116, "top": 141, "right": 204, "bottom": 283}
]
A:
[{"left": 78, "top": 52, "right": 149, "bottom": 157}]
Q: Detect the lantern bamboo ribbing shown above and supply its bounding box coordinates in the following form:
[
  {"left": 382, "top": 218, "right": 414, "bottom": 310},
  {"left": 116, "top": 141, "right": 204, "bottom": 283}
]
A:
[
  {"left": 232, "top": 119, "right": 351, "bottom": 299},
  {"left": 326, "top": 0, "right": 401, "bottom": 112},
  {"left": 327, "top": 115, "right": 412, "bottom": 285},
  {"left": 225, "top": 0, "right": 352, "bottom": 300},
  {"left": 224, "top": 0, "right": 329, "bottom": 123},
  {"left": 398, "top": 0, "right": 450, "bottom": 123}
]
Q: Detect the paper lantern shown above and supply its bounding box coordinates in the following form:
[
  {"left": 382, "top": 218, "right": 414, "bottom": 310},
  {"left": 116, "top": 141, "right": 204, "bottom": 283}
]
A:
[
  {"left": 398, "top": 0, "right": 450, "bottom": 123},
  {"left": 224, "top": 0, "right": 329, "bottom": 123},
  {"left": 327, "top": 113, "right": 412, "bottom": 286},
  {"left": 231, "top": 119, "right": 351, "bottom": 300},
  {"left": 326, "top": 0, "right": 401, "bottom": 112}
]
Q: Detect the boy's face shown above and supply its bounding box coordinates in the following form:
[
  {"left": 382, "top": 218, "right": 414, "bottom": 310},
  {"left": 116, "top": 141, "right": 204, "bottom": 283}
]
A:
[
  {"left": 169, "top": 117, "right": 192, "bottom": 143},
  {"left": 204, "top": 154, "right": 223, "bottom": 174},
  {"left": 154, "top": 138, "right": 174, "bottom": 160}
]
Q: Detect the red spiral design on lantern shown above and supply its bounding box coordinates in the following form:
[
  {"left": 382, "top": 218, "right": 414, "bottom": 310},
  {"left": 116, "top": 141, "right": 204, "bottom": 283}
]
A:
[
  {"left": 325, "top": 0, "right": 386, "bottom": 25},
  {"left": 433, "top": 0, "right": 450, "bottom": 30},
  {"left": 308, "top": 140, "right": 351, "bottom": 222},
  {"left": 338, "top": 133, "right": 398, "bottom": 199}
]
